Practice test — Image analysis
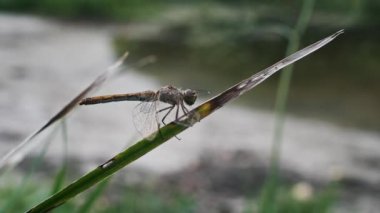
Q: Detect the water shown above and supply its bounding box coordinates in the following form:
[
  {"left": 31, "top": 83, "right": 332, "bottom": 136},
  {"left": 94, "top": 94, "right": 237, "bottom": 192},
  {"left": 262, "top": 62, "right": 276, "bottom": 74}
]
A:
[
  {"left": 0, "top": 13, "right": 379, "bottom": 211},
  {"left": 115, "top": 24, "right": 380, "bottom": 131}
]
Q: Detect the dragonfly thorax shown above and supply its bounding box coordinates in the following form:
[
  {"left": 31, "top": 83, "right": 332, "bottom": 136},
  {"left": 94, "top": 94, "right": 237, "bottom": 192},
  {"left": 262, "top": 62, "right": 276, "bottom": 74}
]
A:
[{"left": 157, "top": 85, "right": 197, "bottom": 106}]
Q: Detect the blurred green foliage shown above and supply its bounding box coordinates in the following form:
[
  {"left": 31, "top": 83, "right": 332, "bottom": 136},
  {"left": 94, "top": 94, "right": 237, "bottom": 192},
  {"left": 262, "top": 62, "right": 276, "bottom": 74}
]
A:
[
  {"left": 266, "top": 184, "right": 337, "bottom": 213},
  {"left": 0, "top": 0, "right": 162, "bottom": 20},
  {"left": 0, "top": 0, "right": 379, "bottom": 24},
  {"left": 1, "top": 173, "right": 337, "bottom": 213}
]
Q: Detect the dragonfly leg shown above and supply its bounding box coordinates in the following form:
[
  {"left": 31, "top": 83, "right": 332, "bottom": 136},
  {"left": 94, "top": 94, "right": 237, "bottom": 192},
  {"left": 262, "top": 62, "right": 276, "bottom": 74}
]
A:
[
  {"left": 157, "top": 123, "right": 165, "bottom": 140},
  {"left": 155, "top": 105, "right": 167, "bottom": 141},
  {"left": 160, "top": 105, "right": 175, "bottom": 125},
  {"left": 158, "top": 106, "right": 172, "bottom": 113},
  {"left": 178, "top": 102, "right": 195, "bottom": 127},
  {"left": 161, "top": 105, "right": 182, "bottom": 140},
  {"left": 175, "top": 104, "right": 180, "bottom": 121},
  {"left": 157, "top": 104, "right": 181, "bottom": 140},
  {"left": 174, "top": 104, "right": 183, "bottom": 141},
  {"left": 180, "top": 102, "right": 190, "bottom": 115}
]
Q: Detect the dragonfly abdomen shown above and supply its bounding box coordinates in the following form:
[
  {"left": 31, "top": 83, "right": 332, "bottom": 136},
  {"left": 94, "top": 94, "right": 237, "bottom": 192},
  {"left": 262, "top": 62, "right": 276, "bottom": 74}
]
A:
[{"left": 79, "top": 91, "right": 156, "bottom": 105}]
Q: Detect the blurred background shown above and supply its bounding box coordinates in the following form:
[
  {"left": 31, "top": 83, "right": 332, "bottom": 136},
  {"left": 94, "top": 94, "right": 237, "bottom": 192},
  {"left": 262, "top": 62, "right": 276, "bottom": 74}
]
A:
[{"left": 0, "top": 0, "right": 379, "bottom": 212}]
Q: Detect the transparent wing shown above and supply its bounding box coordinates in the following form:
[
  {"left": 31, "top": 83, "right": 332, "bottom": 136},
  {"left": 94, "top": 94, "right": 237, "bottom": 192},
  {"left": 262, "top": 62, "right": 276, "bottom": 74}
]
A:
[{"left": 132, "top": 100, "right": 160, "bottom": 140}]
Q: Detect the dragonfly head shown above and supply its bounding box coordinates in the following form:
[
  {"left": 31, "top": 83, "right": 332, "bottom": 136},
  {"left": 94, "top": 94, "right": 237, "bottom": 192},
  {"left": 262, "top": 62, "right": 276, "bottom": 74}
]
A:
[{"left": 183, "top": 89, "right": 197, "bottom": 106}]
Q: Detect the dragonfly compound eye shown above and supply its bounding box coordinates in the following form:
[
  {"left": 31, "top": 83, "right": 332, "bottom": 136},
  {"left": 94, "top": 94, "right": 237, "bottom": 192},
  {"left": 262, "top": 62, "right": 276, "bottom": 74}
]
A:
[{"left": 183, "top": 89, "right": 197, "bottom": 106}]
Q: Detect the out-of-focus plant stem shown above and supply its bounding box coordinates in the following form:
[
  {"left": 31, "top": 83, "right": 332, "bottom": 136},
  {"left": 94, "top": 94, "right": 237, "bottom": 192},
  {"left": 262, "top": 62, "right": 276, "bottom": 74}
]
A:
[
  {"left": 272, "top": 0, "right": 315, "bottom": 171},
  {"left": 51, "top": 119, "right": 69, "bottom": 194},
  {"left": 261, "top": 0, "right": 316, "bottom": 212}
]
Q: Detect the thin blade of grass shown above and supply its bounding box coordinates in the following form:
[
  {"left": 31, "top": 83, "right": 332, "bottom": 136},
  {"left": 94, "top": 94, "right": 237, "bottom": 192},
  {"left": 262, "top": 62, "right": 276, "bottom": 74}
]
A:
[
  {"left": 260, "top": 0, "right": 317, "bottom": 212},
  {"left": 0, "top": 52, "right": 129, "bottom": 171},
  {"left": 76, "top": 178, "right": 110, "bottom": 213},
  {"left": 1, "top": 124, "right": 59, "bottom": 212},
  {"left": 51, "top": 165, "right": 68, "bottom": 195},
  {"left": 51, "top": 120, "right": 69, "bottom": 194},
  {"left": 27, "top": 31, "right": 343, "bottom": 213}
]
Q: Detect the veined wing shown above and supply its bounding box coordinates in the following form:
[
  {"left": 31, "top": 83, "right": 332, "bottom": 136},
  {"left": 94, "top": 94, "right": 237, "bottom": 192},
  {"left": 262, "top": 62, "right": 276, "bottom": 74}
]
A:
[{"left": 132, "top": 99, "right": 160, "bottom": 140}]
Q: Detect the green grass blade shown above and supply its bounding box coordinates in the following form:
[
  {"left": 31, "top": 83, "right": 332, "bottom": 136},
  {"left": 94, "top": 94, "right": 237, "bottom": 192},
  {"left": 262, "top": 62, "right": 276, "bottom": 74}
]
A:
[
  {"left": 271, "top": 0, "right": 316, "bottom": 168},
  {"left": 260, "top": 0, "right": 316, "bottom": 212},
  {"left": 0, "top": 52, "right": 128, "bottom": 171},
  {"left": 260, "top": 0, "right": 315, "bottom": 212},
  {"left": 51, "top": 165, "right": 67, "bottom": 195},
  {"left": 1, "top": 125, "right": 59, "bottom": 212},
  {"left": 27, "top": 31, "right": 342, "bottom": 213},
  {"left": 51, "top": 120, "right": 69, "bottom": 194},
  {"left": 76, "top": 178, "right": 110, "bottom": 213}
]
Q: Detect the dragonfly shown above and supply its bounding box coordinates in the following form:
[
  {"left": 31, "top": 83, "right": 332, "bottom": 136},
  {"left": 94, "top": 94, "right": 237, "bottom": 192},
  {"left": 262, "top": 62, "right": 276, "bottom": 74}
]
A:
[
  {"left": 79, "top": 85, "right": 198, "bottom": 139},
  {"left": 0, "top": 30, "right": 343, "bottom": 171}
]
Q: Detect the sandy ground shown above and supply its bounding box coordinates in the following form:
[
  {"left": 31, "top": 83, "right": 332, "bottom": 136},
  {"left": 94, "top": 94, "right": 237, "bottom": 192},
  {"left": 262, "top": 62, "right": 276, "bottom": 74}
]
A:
[{"left": 0, "top": 14, "right": 379, "bottom": 211}]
